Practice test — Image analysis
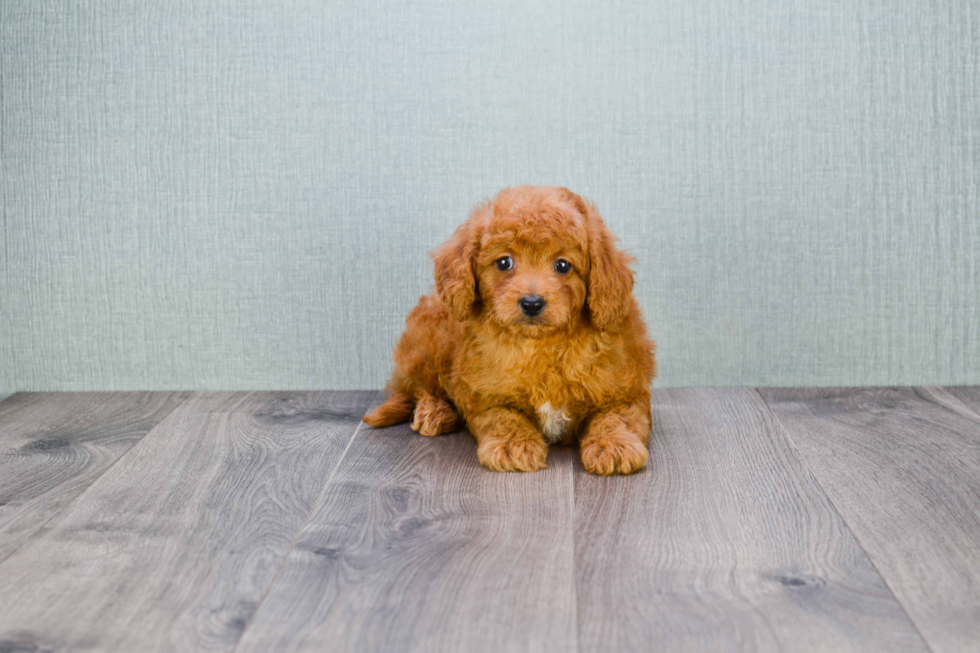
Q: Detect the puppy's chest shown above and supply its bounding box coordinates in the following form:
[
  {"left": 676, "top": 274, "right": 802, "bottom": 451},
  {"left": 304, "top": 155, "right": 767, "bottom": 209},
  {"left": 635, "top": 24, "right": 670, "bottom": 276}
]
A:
[
  {"left": 465, "top": 336, "right": 593, "bottom": 441},
  {"left": 484, "top": 365, "right": 584, "bottom": 442},
  {"left": 535, "top": 401, "right": 576, "bottom": 443},
  {"left": 521, "top": 352, "right": 590, "bottom": 443}
]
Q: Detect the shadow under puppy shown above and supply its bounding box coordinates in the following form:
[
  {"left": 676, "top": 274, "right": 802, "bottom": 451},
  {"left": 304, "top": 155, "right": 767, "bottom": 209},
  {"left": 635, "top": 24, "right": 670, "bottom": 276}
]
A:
[{"left": 364, "top": 186, "right": 656, "bottom": 474}]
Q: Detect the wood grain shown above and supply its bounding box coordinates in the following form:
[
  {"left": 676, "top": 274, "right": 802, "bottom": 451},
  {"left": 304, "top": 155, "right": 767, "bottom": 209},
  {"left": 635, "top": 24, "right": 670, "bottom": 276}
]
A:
[
  {"left": 234, "top": 422, "right": 578, "bottom": 653},
  {"left": 0, "top": 391, "right": 190, "bottom": 562},
  {"left": 0, "top": 390, "right": 376, "bottom": 653},
  {"left": 760, "top": 386, "right": 980, "bottom": 653},
  {"left": 575, "top": 388, "right": 928, "bottom": 653}
]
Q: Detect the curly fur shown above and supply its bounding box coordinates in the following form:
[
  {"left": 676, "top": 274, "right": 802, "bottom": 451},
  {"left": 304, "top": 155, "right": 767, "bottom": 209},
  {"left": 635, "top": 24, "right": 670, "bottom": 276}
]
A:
[{"left": 364, "top": 186, "right": 657, "bottom": 474}]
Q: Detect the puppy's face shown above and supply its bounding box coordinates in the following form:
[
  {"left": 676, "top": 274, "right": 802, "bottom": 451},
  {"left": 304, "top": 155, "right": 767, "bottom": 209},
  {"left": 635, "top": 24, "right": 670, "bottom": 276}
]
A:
[
  {"left": 475, "top": 209, "right": 588, "bottom": 336},
  {"left": 433, "top": 186, "right": 634, "bottom": 334}
]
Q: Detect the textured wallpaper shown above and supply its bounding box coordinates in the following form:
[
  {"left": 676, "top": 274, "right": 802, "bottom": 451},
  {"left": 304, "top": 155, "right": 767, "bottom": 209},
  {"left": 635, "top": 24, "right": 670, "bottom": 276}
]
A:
[{"left": 1, "top": 0, "right": 978, "bottom": 393}]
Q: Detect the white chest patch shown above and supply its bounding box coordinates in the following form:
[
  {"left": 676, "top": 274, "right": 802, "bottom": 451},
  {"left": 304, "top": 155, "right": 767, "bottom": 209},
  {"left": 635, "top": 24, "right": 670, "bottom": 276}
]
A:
[{"left": 537, "top": 402, "right": 572, "bottom": 443}]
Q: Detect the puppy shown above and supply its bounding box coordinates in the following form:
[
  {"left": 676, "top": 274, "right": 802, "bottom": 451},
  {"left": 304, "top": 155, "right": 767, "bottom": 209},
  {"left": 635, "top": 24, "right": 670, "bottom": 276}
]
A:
[{"left": 363, "top": 186, "right": 656, "bottom": 474}]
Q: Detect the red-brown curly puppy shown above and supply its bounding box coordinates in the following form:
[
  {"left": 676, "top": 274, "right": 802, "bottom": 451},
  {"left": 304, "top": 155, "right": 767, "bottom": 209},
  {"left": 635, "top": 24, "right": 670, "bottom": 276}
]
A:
[{"left": 364, "top": 186, "right": 656, "bottom": 475}]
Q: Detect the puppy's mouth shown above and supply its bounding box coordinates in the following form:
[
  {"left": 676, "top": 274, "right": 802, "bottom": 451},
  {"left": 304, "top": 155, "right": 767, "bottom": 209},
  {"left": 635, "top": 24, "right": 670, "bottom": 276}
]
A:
[
  {"left": 490, "top": 297, "right": 564, "bottom": 334},
  {"left": 520, "top": 315, "right": 546, "bottom": 325},
  {"left": 511, "top": 320, "right": 551, "bottom": 338},
  {"left": 514, "top": 311, "right": 560, "bottom": 333}
]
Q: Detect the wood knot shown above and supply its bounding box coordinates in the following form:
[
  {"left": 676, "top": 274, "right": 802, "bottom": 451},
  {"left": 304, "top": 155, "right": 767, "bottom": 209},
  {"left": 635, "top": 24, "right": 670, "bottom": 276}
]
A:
[{"left": 23, "top": 439, "right": 70, "bottom": 452}]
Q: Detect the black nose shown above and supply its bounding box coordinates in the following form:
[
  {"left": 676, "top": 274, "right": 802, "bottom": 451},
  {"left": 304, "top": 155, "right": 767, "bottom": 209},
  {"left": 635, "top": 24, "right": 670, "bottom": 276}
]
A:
[{"left": 519, "top": 295, "right": 546, "bottom": 317}]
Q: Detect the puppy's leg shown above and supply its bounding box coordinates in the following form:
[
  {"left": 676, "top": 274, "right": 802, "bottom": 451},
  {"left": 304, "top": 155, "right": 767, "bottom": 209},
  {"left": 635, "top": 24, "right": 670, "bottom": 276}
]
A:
[
  {"left": 580, "top": 402, "right": 651, "bottom": 475},
  {"left": 469, "top": 408, "right": 549, "bottom": 472},
  {"left": 410, "top": 392, "right": 461, "bottom": 437}
]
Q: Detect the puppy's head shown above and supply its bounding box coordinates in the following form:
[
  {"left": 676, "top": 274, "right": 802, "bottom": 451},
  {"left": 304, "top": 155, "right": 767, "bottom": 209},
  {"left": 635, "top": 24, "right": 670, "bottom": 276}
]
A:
[{"left": 433, "top": 186, "right": 634, "bottom": 334}]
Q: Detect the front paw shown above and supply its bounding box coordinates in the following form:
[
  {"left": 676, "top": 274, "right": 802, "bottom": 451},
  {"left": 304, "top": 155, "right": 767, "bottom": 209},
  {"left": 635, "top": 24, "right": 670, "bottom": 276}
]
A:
[
  {"left": 581, "top": 432, "right": 648, "bottom": 475},
  {"left": 477, "top": 437, "right": 548, "bottom": 472}
]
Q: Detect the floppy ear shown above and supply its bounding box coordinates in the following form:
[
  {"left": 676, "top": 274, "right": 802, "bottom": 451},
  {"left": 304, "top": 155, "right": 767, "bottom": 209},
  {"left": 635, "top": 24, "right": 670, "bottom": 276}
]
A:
[
  {"left": 564, "top": 190, "right": 635, "bottom": 330},
  {"left": 432, "top": 205, "right": 486, "bottom": 321}
]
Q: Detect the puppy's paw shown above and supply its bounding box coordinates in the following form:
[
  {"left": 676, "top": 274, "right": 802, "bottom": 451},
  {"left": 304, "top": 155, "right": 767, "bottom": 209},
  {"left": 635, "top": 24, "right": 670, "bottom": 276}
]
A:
[
  {"left": 410, "top": 393, "right": 460, "bottom": 437},
  {"left": 477, "top": 437, "right": 548, "bottom": 472},
  {"left": 581, "top": 432, "right": 648, "bottom": 475}
]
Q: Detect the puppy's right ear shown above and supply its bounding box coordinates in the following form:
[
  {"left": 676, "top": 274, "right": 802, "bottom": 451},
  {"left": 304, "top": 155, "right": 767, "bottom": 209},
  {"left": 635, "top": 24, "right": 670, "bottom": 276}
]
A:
[{"left": 432, "top": 204, "right": 486, "bottom": 321}]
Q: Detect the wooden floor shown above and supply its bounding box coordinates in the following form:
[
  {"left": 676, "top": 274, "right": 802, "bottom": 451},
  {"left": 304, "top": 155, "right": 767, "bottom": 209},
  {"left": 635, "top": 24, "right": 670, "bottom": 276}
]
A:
[{"left": 0, "top": 388, "right": 979, "bottom": 652}]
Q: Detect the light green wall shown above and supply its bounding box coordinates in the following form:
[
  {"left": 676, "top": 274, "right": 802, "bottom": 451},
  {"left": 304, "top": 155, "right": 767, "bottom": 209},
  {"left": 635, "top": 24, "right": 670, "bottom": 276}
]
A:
[{"left": 2, "top": 0, "right": 978, "bottom": 393}]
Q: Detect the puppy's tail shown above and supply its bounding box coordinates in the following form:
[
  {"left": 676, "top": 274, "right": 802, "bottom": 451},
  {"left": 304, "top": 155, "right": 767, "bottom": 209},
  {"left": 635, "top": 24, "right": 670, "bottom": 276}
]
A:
[{"left": 363, "top": 391, "right": 415, "bottom": 428}]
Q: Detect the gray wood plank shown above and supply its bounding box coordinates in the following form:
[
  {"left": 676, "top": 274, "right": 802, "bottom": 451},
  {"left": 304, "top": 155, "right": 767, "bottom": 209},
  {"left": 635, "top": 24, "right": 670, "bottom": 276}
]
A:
[
  {"left": 0, "top": 391, "right": 190, "bottom": 562},
  {"left": 761, "top": 386, "right": 980, "bottom": 653},
  {"left": 575, "top": 388, "right": 929, "bottom": 653},
  {"left": 0, "top": 390, "right": 377, "bottom": 653},
  {"left": 234, "top": 422, "right": 577, "bottom": 653}
]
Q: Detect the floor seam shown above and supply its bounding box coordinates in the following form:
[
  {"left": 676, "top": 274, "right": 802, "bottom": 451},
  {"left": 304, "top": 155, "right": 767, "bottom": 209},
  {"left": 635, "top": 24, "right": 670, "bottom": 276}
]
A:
[
  {"left": 231, "top": 390, "right": 383, "bottom": 652},
  {"left": 754, "top": 388, "right": 939, "bottom": 653},
  {"left": 0, "top": 390, "right": 195, "bottom": 568},
  {"left": 570, "top": 447, "right": 581, "bottom": 653},
  {"left": 922, "top": 385, "right": 980, "bottom": 425}
]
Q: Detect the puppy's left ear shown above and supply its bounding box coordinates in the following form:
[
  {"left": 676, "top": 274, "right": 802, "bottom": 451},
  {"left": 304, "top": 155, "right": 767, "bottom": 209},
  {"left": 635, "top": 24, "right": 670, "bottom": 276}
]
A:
[{"left": 564, "top": 189, "right": 635, "bottom": 330}]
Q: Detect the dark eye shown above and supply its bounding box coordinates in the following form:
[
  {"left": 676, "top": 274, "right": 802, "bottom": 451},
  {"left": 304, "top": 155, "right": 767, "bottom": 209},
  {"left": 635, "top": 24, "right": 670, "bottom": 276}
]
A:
[
  {"left": 495, "top": 256, "right": 513, "bottom": 271},
  {"left": 554, "top": 259, "right": 572, "bottom": 274}
]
